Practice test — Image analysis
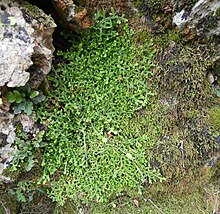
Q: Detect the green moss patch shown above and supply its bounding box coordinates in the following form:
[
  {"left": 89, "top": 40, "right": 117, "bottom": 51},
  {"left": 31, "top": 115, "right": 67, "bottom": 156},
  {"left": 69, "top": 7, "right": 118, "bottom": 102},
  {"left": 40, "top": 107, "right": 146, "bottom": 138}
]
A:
[
  {"left": 206, "top": 106, "right": 220, "bottom": 130},
  {"left": 37, "top": 11, "right": 164, "bottom": 205}
]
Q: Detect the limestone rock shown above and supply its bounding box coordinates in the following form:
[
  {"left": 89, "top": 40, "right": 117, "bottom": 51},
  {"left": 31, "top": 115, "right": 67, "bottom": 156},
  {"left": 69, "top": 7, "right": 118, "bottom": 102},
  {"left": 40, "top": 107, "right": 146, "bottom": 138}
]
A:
[
  {"left": 0, "top": 110, "right": 16, "bottom": 179},
  {"left": 173, "top": 0, "right": 220, "bottom": 37},
  {"left": 21, "top": 1, "right": 56, "bottom": 88},
  {"left": 0, "top": 0, "right": 56, "bottom": 180},
  {"left": 0, "top": 0, "right": 56, "bottom": 88},
  {"left": 0, "top": 2, "right": 34, "bottom": 87}
]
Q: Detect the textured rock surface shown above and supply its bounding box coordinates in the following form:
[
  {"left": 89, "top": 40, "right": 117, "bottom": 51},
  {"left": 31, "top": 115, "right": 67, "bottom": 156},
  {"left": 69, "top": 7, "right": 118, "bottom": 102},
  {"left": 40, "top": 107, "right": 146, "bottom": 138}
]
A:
[
  {"left": 0, "top": 0, "right": 56, "bottom": 88},
  {"left": 0, "top": 0, "right": 56, "bottom": 180},
  {"left": 0, "top": 110, "right": 16, "bottom": 181},
  {"left": 173, "top": 0, "right": 220, "bottom": 36},
  {"left": 21, "top": 1, "right": 56, "bottom": 88},
  {"left": 0, "top": 2, "right": 34, "bottom": 87},
  {"left": 0, "top": 112, "right": 40, "bottom": 180},
  {"left": 51, "top": 0, "right": 90, "bottom": 30}
]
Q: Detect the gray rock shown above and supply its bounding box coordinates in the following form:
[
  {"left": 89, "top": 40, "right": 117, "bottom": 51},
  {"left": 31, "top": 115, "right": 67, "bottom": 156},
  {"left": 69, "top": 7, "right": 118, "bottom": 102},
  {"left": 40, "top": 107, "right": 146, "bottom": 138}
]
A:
[
  {"left": 0, "top": 110, "right": 17, "bottom": 177},
  {"left": 14, "top": 113, "right": 36, "bottom": 133},
  {"left": 0, "top": 0, "right": 56, "bottom": 88},
  {"left": 0, "top": 111, "right": 41, "bottom": 179},
  {"left": 0, "top": 0, "right": 56, "bottom": 179},
  {"left": 173, "top": 0, "right": 220, "bottom": 36},
  {"left": 21, "top": 1, "right": 56, "bottom": 88},
  {"left": 0, "top": 2, "right": 34, "bottom": 87}
]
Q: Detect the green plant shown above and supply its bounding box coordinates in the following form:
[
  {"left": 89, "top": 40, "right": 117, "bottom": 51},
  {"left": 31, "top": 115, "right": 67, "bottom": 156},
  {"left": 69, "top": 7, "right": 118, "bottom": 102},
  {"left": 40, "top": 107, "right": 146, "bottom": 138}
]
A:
[
  {"left": 8, "top": 180, "right": 45, "bottom": 204},
  {"left": 205, "top": 106, "right": 220, "bottom": 130},
  {"left": 8, "top": 188, "right": 27, "bottom": 203},
  {"left": 6, "top": 90, "right": 25, "bottom": 103},
  {"left": 10, "top": 130, "right": 45, "bottom": 172},
  {"left": 5, "top": 87, "right": 45, "bottom": 115},
  {"left": 37, "top": 10, "right": 163, "bottom": 205}
]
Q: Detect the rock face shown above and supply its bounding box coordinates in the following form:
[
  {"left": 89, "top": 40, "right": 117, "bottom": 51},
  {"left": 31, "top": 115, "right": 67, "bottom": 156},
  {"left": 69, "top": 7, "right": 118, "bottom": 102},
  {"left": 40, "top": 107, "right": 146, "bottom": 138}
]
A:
[
  {"left": 0, "top": 2, "right": 34, "bottom": 87},
  {"left": 51, "top": 0, "right": 90, "bottom": 30},
  {"left": 173, "top": 0, "right": 220, "bottom": 36},
  {"left": 0, "top": 0, "right": 56, "bottom": 179},
  {"left": 0, "top": 110, "right": 16, "bottom": 181},
  {"left": 0, "top": 0, "right": 56, "bottom": 88}
]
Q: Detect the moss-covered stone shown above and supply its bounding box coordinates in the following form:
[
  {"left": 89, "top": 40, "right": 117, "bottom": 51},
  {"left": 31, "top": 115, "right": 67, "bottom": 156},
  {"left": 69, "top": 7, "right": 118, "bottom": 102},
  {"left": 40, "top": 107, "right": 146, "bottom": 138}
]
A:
[{"left": 21, "top": 2, "right": 56, "bottom": 28}]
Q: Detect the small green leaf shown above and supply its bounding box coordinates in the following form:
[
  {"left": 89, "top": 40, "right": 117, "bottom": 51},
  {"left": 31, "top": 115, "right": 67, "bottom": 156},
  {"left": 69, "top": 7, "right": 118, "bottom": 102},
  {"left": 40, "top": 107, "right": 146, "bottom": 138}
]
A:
[
  {"left": 31, "top": 94, "right": 46, "bottom": 104},
  {"left": 30, "top": 90, "right": 39, "bottom": 99},
  {"left": 23, "top": 101, "right": 33, "bottom": 115},
  {"left": 6, "top": 91, "right": 16, "bottom": 103},
  {"left": 102, "top": 137, "right": 108, "bottom": 143},
  {"left": 12, "top": 102, "right": 25, "bottom": 114},
  {"left": 15, "top": 189, "right": 26, "bottom": 202},
  {"left": 25, "top": 156, "right": 35, "bottom": 171},
  {"left": 215, "top": 87, "right": 220, "bottom": 97}
]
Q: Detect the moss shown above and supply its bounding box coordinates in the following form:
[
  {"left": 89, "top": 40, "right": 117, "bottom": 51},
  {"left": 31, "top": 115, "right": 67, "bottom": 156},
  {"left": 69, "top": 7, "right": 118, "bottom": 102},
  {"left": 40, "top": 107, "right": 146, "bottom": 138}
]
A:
[
  {"left": 75, "top": 167, "right": 216, "bottom": 214},
  {"left": 134, "top": 0, "right": 142, "bottom": 8},
  {"left": 216, "top": 7, "right": 220, "bottom": 17},
  {"left": 138, "top": 0, "right": 173, "bottom": 34},
  {"left": 22, "top": 2, "right": 56, "bottom": 28},
  {"left": 154, "top": 29, "right": 182, "bottom": 49},
  {"left": 187, "top": 109, "right": 201, "bottom": 119},
  {"left": 205, "top": 106, "right": 220, "bottom": 130},
  {"left": 0, "top": 192, "right": 20, "bottom": 213}
]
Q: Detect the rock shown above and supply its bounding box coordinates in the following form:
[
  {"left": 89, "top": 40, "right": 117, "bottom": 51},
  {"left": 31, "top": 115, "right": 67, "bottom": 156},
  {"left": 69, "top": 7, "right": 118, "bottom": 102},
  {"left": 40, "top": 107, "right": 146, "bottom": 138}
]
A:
[
  {"left": 14, "top": 113, "right": 36, "bottom": 133},
  {"left": 0, "top": 111, "right": 41, "bottom": 180},
  {"left": 0, "top": 2, "right": 34, "bottom": 87},
  {"left": 51, "top": 0, "right": 90, "bottom": 30},
  {"left": 173, "top": 0, "right": 220, "bottom": 37},
  {"left": 0, "top": 110, "right": 16, "bottom": 179},
  {"left": 0, "top": 0, "right": 56, "bottom": 88},
  {"left": 207, "top": 72, "right": 215, "bottom": 84},
  {"left": 21, "top": 1, "right": 56, "bottom": 88},
  {"left": 0, "top": 0, "right": 56, "bottom": 180}
]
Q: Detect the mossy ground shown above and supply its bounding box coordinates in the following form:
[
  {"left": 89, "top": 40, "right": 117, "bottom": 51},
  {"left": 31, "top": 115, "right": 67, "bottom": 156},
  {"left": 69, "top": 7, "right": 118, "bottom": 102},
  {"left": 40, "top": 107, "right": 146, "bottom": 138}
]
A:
[
  {"left": 53, "top": 4, "right": 220, "bottom": 212},
  {"left": 2, "top": 0, "right": 219, "bottom": 213},
  {"left": 53, "top": 164, "right": 219, "bottom": 213}
]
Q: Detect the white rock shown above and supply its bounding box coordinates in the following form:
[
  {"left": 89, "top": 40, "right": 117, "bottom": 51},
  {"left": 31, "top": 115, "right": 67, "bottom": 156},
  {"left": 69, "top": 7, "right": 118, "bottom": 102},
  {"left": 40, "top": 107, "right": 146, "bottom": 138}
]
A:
[{"left": 0, "top": 5, "right": 34, "bottom": 87}]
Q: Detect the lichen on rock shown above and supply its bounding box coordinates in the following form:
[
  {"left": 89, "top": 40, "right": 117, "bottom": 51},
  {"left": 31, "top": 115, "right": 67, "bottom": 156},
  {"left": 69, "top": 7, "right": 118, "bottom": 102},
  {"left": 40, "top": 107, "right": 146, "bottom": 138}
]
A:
[
  {"left": 0, "top": 0, "right": 56, "bottom": 180},
  {"left": 0, "top": 1, "right": 35, "bottom": 87},
  {"left": 0, "top": 110, "right": 16, "bottom": 181},
  {"left": 0, "top": 0, "right": 56, "bottom": 88}
]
